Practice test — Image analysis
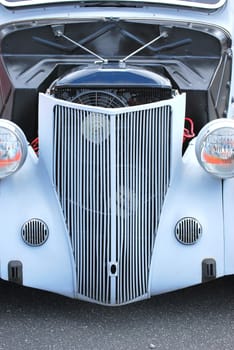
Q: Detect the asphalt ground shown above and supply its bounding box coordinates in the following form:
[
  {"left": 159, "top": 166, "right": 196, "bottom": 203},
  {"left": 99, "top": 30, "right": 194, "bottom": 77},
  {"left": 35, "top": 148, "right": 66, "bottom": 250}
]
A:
[{"left": 0, "top": 276, "right": 233, "bottom": 350}]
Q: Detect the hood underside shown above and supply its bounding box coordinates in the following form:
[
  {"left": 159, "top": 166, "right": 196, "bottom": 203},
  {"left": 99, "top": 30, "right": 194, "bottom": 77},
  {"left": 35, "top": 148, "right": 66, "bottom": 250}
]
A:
[{"left": 0, "top": 16, "right": 231, "bottom": 141}]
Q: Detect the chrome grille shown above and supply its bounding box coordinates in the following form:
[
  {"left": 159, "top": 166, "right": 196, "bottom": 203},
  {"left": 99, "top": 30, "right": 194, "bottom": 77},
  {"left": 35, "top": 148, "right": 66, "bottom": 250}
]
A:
[{"left": 53, "top": 104, "right": 171, "bottom": 304}]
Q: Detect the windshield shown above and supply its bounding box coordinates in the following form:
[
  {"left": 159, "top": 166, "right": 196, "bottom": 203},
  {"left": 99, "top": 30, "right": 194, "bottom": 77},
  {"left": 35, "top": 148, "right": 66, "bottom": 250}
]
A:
[{"left": 0, "top": 0, "right": 226, "bottom": 8}]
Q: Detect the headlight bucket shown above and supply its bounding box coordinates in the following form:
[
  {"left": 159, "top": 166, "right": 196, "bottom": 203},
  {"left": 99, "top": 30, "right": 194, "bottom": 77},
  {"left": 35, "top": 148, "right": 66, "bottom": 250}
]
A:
[
  {"left": 0, "top": 120, "right": 28, "bottom": 179},
  {"left": 195, "top": 119, "right": 234, "bottom": 179}
]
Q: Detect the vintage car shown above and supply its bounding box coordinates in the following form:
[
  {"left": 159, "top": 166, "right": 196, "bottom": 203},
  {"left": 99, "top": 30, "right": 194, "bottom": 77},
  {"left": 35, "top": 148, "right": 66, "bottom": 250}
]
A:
[{"left": 0, "top": 0, "right": 232, "bottom": 305}]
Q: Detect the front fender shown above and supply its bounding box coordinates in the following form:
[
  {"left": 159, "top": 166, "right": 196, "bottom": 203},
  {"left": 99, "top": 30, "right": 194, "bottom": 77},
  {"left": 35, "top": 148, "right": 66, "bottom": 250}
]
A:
[
  {"left": 149, "top": 140, "right": 224, "bottom": 295},
  {"left": 0, "top": 147, "right": 75, "bottom": 297}
]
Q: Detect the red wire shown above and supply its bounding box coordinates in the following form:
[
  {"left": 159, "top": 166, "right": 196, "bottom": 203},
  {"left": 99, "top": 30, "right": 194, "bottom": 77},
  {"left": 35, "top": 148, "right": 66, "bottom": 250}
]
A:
[
  {"left": 31, "top": 137, "right": 39, "bottom": 155},
  {"left": 183, "top": 117, "right": 195, "bottom": 143}
]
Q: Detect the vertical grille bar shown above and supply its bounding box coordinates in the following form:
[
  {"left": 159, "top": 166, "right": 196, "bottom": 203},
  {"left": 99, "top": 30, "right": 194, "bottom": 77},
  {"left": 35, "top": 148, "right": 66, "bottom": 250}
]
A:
[{"left": 53, "top": 104, "right": 171, "bottom": 305}]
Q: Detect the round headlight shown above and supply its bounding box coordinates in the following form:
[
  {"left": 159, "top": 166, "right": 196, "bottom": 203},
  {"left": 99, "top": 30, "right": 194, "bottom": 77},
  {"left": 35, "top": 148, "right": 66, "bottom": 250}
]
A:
[
  {"left": 195, "top": 119, "right": 234, "bottom": 179},
  {"left": 0, "top": 120, "right": 27, "bottom": 178}
]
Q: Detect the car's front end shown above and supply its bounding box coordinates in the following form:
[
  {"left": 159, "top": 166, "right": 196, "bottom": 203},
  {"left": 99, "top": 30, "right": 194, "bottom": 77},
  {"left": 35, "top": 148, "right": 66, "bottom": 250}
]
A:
[{"left": 0, "top": 0, "right": 232, "bottom": 305}]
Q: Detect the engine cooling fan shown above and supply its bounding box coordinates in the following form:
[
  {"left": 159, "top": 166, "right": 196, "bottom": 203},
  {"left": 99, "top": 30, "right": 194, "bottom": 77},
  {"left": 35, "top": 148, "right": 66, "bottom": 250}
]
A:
[{"left": 72, "top": 90, "right": 127, "bottom": 108}]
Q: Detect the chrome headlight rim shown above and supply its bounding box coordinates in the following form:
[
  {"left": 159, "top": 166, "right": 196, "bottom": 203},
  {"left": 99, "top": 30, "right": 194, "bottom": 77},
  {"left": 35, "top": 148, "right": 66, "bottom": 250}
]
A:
[
  {"left": 195, "top": 119, "right": 234, "bottom": 179},
  {"left": 0, "top": 119, "right": 28, "bottom": 179}
]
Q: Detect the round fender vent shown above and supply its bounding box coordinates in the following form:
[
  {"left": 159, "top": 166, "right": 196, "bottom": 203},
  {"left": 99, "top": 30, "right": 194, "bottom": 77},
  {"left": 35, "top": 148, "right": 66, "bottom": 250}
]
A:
[
  {"left": 21, "top": 219, "right": 49, "bottom": 246},
  {"left": 175, "top": 217, "right": 202, "bottom": 245}
]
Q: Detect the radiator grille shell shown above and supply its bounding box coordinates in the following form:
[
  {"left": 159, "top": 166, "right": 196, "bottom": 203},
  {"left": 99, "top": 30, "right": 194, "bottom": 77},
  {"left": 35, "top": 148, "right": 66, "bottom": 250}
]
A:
[{"left": 53, "top": 103, "right": 172, "bottom": 304}]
